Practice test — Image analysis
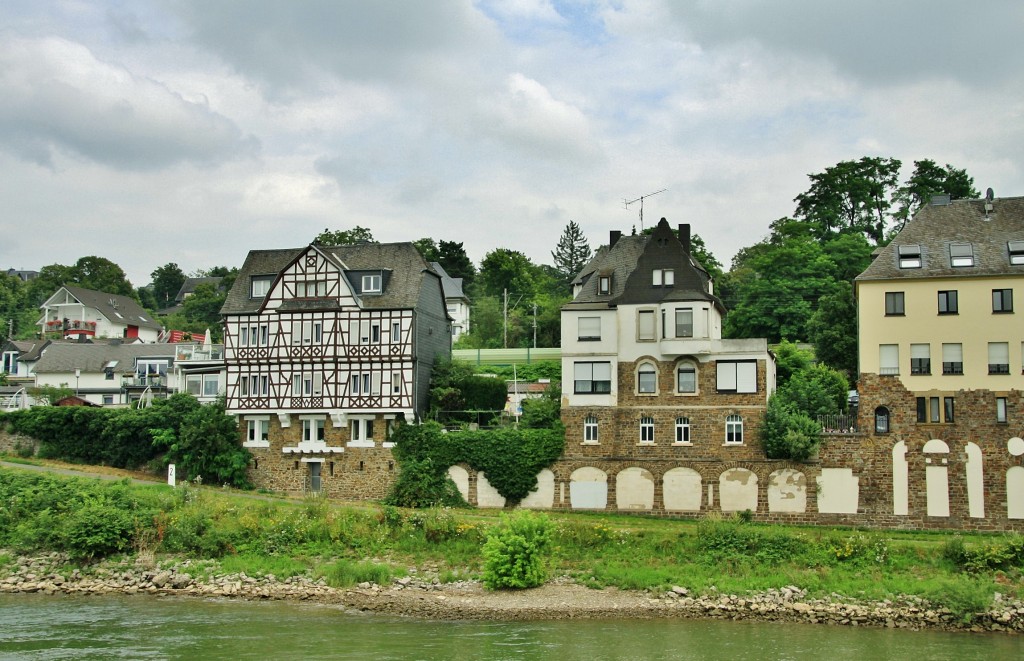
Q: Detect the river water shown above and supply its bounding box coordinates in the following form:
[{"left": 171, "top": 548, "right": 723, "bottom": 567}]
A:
[{"left": 1, "top": 593, "right": 1020, "bottom": 660}]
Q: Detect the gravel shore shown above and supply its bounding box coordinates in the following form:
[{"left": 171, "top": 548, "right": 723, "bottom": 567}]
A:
[{"left": 2, "top": 551, "right": 1022, "bottom": 634}]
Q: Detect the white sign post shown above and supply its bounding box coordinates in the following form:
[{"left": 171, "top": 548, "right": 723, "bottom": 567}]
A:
[{"left": 167, "top": 464, "right": 176, "bottom": 487}]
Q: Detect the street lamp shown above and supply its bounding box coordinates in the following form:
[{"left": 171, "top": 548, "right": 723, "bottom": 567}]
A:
[{"left": 75, "top": 368, "right": 80, "bottom": 397}]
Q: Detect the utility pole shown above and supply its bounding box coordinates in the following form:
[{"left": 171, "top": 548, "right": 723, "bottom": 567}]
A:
[
  {"left": 503, "top": 289, "right": 508, "bottom": 348},
  {"left": 532, "top": 303, "right": 537, "bottom": 348}
]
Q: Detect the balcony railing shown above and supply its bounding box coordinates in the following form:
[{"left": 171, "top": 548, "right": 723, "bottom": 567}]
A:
[
  {"left": 122, "top": 375, "right": 167, "bottom": 388},
  {"left": 45, "top": 319, "right": 97, "bottom": 333},
  {"left": 818, "top": 414, "right": 858, "bottom": 434},
  {"left": 174, "top": 344, "right": 225, "bottom": 362}
]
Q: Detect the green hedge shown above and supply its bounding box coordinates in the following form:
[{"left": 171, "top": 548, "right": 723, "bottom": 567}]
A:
[{"left": 389, "top": 421, "right": 564, "bottom": 506}]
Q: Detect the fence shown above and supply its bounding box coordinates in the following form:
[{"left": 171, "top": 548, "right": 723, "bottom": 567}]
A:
[{"left": 817, "top": 414, "right": 858, "bottom": 434}]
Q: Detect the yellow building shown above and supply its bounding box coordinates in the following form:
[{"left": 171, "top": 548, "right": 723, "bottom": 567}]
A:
[{"left": 856, "top": 194, "right": 1024, "bottom": 423}]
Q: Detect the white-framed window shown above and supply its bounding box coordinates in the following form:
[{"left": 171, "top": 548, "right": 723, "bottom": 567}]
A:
[
  {"left": 137, "top": 360, "right": 168, "bottom": 385},
  {"left": 391, "top": 372, "right": 402, "bottom": 395},
  {"left": 675, "top": 309, "right": 693, "bottom": 337},
  {"left": 640, "top": 416, "right": 655, "bottom": 443},
  {"left": 879, "top": 344, "right": 899, "bottom": 375},
  {"left": 997, "top": 397, "right": 1008, "bottom": 423},
  {"left": 652, "top": 269, "right": 674, "bottom": 286},
  {"left": 362, "top": 274, "right": 382, "bottom": 293},
  {"left": 949, "top": 243, "right": 974, "bottom": 267},
  {"left": 349, "top": 372, "right": 380, "bottom": 396},
  {"left": 1010, "top": 241, "right": 1024, "bottom": 265},
  {"left": 296, "top": 279, "right": 327, "bottom": 298},
  {"left": 246, "top": 417, "right": 269, "bottom": 446},
  {"left": 251, "top": 276, "right": 273, "bottom": 298},
  {"left": 677, "top": 362, "right": 697, "bottom": 393},
  {"left": 392, "top": 321, "right": 402, "bottom": 341},
  {"left": 186, "top": 374, "right": 220, "bottom": 397},
  {"left": 583, "top": 415, "right": 599, "bottom": 443},
  {"left": 238, "top": 375, "right": 249, "bottom": 397},
  {"left": 637, "top": 362, "right": 657, "bottom": 394},
  {"left": 292, "top": 320, "right": 323, "bottom": 345},
  {"left": 292, "top": 372, "right": 323, "bottom": 397},
  {"left": 637, "top": 309, "right": 656, "bottom": 341},
  {"left": 578, "top": 316, "right": 601, "bottom": 341},
  {"left": 597, "top": 274, "right": 611, "bottom": 295},
  {"left": 675, "top": 417, "right": 691, "bottom": 444},
  {"left": 725, "top": 415, "right": 743, "bottom": 444},
  {"left": 2, "top": 351, "right": 17, "bottom": 373},
  {"left": 302, "top": 417, "right": 325, "bottom": 443},
  {"left": 716, "top": 361, "right": 756, "bottom": 393},
  {"left": 574, "top": 361, "right": 612, "bottom": 394},
  {"left": 989, "top": 342, "right": 1010, "bottom": 375},
  {"left": 350, "top": 417, "right": 375, "bottom": 445}
]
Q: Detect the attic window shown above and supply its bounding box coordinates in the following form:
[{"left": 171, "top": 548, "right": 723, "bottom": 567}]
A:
[
  {"left": 652, "top": 269, "right": 674, "bottom": 286},
  {"left": 898, "top": 244, "right": 922, "bottom": 269},
  {"left": 251, "top": 276, "right": 273, "bottom": 298},
  {"left": 949, "top": 243, "right": 974, "bottom": 267},
  {"left": 597, "top": 274, "right": 611, "bottom": 295},
  {"left": 1009, "top": 241, "right": 1024, "bottom": 265},
  {"left": 362, "top": 274, "right": 382, "bottom": 293}
]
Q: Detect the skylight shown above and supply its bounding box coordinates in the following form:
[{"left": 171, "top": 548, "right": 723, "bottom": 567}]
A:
[
  {"left": 1010, "top": 241, "right": 1024, "bottom": 265},
  {"left": 898, "top": 244, "right": 921, "bottom": 269},
  {"left": 949, "top": 243, "right": 974, "bottom": 267}
]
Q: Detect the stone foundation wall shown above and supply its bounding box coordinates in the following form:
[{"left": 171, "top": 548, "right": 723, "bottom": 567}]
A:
[{"left": 0, "top": 429, "right": 38, "bottom": 456}]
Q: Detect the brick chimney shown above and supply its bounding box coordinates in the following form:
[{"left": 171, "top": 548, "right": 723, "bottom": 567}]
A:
[{"left": 610, "top": 230, "right": 622, "bottom": 248}]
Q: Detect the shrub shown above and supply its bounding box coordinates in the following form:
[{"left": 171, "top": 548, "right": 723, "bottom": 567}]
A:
[
  {"left": 384, "top": 457, "right": 467, "bottom": 509},
  {"left": 60, "top": 503, "right": 136, "bottom": 560},
  {"left": 761, "top": 395, "right": 822, "bottom": 460},
  {"left": 482, "top": 510, "right": 553, "bottom": 590}
]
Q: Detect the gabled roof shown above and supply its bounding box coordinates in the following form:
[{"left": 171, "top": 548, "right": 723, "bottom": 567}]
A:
[
  {"left": 566, "top": 218, "right": 723, "bottom": 311},
  {"left": 48, "top": 286, "right": 162, "bottom": 330},
  {"left": 33, "top": 341, "right": 176, "bottom": 374},
  {"left": 429, "top": 262, "right": 468, "bottom": 301},
  {"left": 857, "top": 196, "right": 1024, "bottom": 282},
  {"left": 175, "top": 277, "right": 224, "bottom": 302},
  {"left": 222, "top": 242, "right": 439, "bottom": 315}
]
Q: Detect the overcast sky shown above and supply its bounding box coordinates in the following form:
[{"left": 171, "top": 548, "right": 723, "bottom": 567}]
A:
[{"left": 2, "top": 1, "right": 1023, "bottom": 287}]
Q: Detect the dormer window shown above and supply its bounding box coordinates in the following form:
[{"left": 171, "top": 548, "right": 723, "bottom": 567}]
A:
[
  {"left": 1009, "top": 241, "right": 1024, "bottom": 265},
  {"left": 898, "top": 245, "right": 921, "bottom": 269},
  {"left": 251, "top": 276, "right": 273, "bottom": 298},
  {"left": 652, "top": 269, "right": 674, "bottom": 286},
  {"left": 597, "top": 274, "right": 611, "bottom": 295},
  {"left": 362, "top": 274, "right": 382, "bottom": 293},
  {"left": 949, "top": 243, "right": 974, "bottom": 267}
]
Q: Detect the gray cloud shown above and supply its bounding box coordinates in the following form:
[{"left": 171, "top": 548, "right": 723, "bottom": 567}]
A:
[{"left": 0, "top": 36, "right": 258, "bottom": 170}]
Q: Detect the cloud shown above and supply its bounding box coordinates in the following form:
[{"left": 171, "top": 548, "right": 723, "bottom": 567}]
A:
[{"left": 0, "top": 35, "right": 258, "bottom": 169}]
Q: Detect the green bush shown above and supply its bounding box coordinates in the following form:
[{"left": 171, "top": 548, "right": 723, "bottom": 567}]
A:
[
  {"left": 761, "top": 395, "right": 822, "bottom": 460},
  {"left": 60, "top": 503, "right": 136, "bottom": 559},
  {"left": 384, "top": 457, "right": 467, "bottom": 509},
  {"left": 482, "top": 510, "right": 553, "bottom": 590}
]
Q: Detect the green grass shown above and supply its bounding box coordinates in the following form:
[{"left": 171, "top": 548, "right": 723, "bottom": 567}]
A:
[{"left": 1, "top": 464, "right": 1021, "bottom": 617}]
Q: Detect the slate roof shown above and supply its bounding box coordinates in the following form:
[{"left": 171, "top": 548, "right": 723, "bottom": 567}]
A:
[
  {"left": 429, "top": 262, "right": 468, "bottom": 300},
  {"left": 175, "top": 277, "right": 224, "bottom": 302},
  {"left": 53, "top": 286, "right": 163, "bottom": 330},
  {"left": 222, "top": 243, "right": 440, "bottom": 315},
  {"left": 857, "top": 196, "right": 1024, "bottom": 282},
  {"left": 566, "top": 218, "right": 723, "bottom": 311},
  {"left": 33, "top": 341, "right": 176, "bottom": 374}
]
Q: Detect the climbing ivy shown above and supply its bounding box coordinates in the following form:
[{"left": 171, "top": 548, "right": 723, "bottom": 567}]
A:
[{"left": 388, "top": 421, "right": 565, "bottom": 506}]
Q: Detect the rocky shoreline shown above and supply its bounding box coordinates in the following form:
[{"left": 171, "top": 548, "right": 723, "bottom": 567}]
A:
[{"left": 2, "top": 551, "right": 1022, "bottom": 634}]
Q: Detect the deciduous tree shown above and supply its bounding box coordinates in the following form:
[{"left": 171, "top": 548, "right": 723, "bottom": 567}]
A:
[
  {"left": 313, "top": 225, "right": 375, "bottom": 245},
  {"left": 151, "top": 263, "right": 186, "bottom": 308}
]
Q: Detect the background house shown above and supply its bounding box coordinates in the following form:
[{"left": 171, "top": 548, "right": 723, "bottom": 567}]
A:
[
  {"left": 430, "top": 262, "right": 470, "bottom": 342},
  {"left": 37, "top": 285, "right": 162, "bottom": 342}
]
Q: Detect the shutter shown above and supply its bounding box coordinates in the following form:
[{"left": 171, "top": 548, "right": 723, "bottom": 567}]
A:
[
  {"left": 717, "top": 362, "right": 737, "bottom": 390},
  {"left": 736, "top": 362, "right": 757, "bottom": 393}
]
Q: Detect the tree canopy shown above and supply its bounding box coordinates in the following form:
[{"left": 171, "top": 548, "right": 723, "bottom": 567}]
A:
[
  {"left": 151, "top": 263, "right": 186, "bottom": 309},
  {"left": 551, "top": 221, "right": 591, "bottom": 292},
  {"left": 313, "top": 225, "right": 375, "bottom": 246}
]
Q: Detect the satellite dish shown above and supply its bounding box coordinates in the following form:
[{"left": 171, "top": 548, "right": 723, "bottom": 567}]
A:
[{"left": 986, "top": 188, "right": 994, "bottom": 202}]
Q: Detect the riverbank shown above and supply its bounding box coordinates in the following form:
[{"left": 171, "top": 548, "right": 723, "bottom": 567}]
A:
[{"left": 2, "top": 551, "right": 1021, "bottom": 634}]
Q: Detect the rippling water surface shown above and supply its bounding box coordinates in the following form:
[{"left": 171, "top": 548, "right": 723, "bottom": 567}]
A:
[{"left": 1, "top": 593, "right": 1021, "bottom": 660}]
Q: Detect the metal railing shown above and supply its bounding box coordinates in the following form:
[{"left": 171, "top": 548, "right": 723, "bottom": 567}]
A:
[{"left": 817, "top": 414, "right": 858, "bottom": 434}]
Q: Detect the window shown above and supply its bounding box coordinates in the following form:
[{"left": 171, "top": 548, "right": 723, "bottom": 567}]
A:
[
  {"left": 944, "top": 397, "right": 955, "bottom": 423},
  {"left": 637, "top": 363, "right": 657, "bottom": 393},
  {"left": 989, "top": 342, "right": 1010, "bottom": 374},
  {"left": 938, "top": 290, "right": 958, "bottom": 314},
  {"left": 717, "top": 361, "right": 757, "bottom": 393},
  {"left": 949, "top": 243, "right": 974, "bottom": 267},
  {"left": 392, "top": 372, "right": 402, "bottom": 395},
  {"left": 186, "top": 374, "right": 219, "bottom": 397},
  {"left": 102, "top": 395, "right": 114, "bottom": 405},
  {"left": 258, "top": 375, "right": 269, "bottom": 396},
  {"left": 675, "top": 417, "right": 691, "bottom": 444},
  {"left": 930, "top": 397, "right": 940, "bottom": 423},
  {"left": 392, "top": 322, "right": 402, "bottom": 341},
  {"left": 874, "top": 407, "right": 890, "bottom": 434},
  {"left": 725, "top": 415, "right": 743, "bottom": 444},
  {"left": 578, "top": 317, "right": 601, "bottom": 341},
  {"left": 677, "top": 363, "right": 697, "bottom": 393},
  {"left": 350, "top": 372, "right": 375, "bottom": 396},
  {"left": 247, "top": 418, "right": 269, "bottom": 444},
  {"left": 350, "top": 418, "right": 375, "bottom": 444},
  {"left": 302, "top": 418, "right": 325, "bottom": 443},
  {"left": 993, "top": 289, "right": 1014, "bottom": 313},
  {"left": 584, "top": 416, "right": 599, "bottom": 443},
  {"left": 239, "top": 375, "right": 249, "bottom": 397},
  {"left": 251, "top": 276, "right": 272, "bottom": 298},
  {"left": 942, "top": 343, "right": 963, "bottom": 375},
  {"left": 296, "top": 280, "right": 327, "bottom": 297},
  {"left": 910, "top": 344, "right": 930, "bottom": 375},
  {"left": 879, "top": 344, "right": 899, "bottom": 375},
  {"left": 292, "top": 320, "right": 322, "bottom": 345},
  {"left": 293, "top": 372, "right": 323, "bottom": 396},
  {"left": 137, "top": 360, "right": 168, "bottom": 385},
  {"left": 916, "top": 397, "right": 927, "bottom": 423},
  {"left": 885, "top": 292, "right": 905, "bottom": 316},
  {"left": 652, "top": 269, "right": 674, "bottom": 286},
  {"left": 361, "top": 274, "right": 381, "bottom": 293},
  {"left": 574, "top": 361, "right": 612, "bottom": 394},
  {"left": 640, "top": 416, "right": 655, "bottom": 443},
  {"left": 597, "top": 274, "right": 611, "bottom": 295},
  {"left": 1010, "top": 241, "right": 1024, "bottom": 265},
  {"left": 898, "top": 244, "right": 921, "bottom": 268},
  {"left": 997, "top": 397, "right": 1008, "bottom": 423},
  {"left": 638, "top": 310, "right": 656, "bottom": 340},
  {"left": 675, "top": 309, "right": 693, "bottom": 337},
  {"left": 1, "top": 351, "right": 17, "bottom": 374}
]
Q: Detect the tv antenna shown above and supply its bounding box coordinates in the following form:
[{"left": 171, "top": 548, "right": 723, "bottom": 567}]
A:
[{"left": 624, "top": 189, "right": 666, "bottom": 232}]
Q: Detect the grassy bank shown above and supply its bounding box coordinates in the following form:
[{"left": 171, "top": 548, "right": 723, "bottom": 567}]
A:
[{"left": 1, "top": 466, "right": 1021, "bottom": 621}]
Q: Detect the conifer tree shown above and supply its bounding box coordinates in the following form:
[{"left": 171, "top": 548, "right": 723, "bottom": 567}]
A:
[{"left": 551, "top": 221, "right": 591, "bottom": 291}]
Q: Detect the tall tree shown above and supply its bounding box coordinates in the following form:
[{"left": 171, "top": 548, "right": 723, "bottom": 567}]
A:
[
  {"left": 151, "top": 262, "right": 186, "bottom": 308},
  {"left": 313, "top": 225, "right": 375, "bottom": 246},
  {"left": 476, "top": 249, "right": 540, "bottom": 300},
  {"left": 894, "top": 159, "right": 980, "bottom": 230},
  {"left": 436, "top": 240, "right": 475, "bottom": 288},
  {"left": 412, "top": 238, "right": 440, "bottom": 262},
  {"left": 551, "top": 221, "right": 591, "bottom": 291},
  {"left": 182, "top": 284, "right": 226, "bottom": 341},
  {"left": 69, "top": 256, "right": 136, "bottom": 298},
  {"left": 794, "top": 157, "right": 902, "bottom": 243},
  {"left": 807, "top": 281, "right": 858, "bottom": 377}
]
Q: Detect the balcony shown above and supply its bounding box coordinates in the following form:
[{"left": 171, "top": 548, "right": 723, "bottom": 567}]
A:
[
  {"left": 174, "top": 343, "right": 225, "bottom": 362},
  {"left": 45, "top": 319, "right": 97, "bottom": 337},
  {"left": 658, "top": 337, "right": 767, "bottom": 357},
  {"left": 121, "top": 375, "right": 168, "bottom": 389}
]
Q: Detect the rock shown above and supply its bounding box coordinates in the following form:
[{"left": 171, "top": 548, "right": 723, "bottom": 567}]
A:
[
  {"left": 151, "top": 571, "right": 171, "bottom": 588},
  {"left": 671, "top": 586, "right": 688, "bottom": 596}
]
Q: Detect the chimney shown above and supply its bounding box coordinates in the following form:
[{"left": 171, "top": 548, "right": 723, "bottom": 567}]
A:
[
  {"left": 610, "top": 230, "right": 622, "bottom": 248},
  {"left": 678, "top": 224, "right": 691, "bottom": 255}
]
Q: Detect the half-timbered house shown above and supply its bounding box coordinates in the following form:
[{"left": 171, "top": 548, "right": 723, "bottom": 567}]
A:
[{"left": 221, "top": 241, "right": 451, "bottom": 497}]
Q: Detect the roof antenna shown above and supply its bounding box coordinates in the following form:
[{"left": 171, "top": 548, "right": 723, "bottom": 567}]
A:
[{"left": 624, "top": 189, "right": 666, "bottom": 232}]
